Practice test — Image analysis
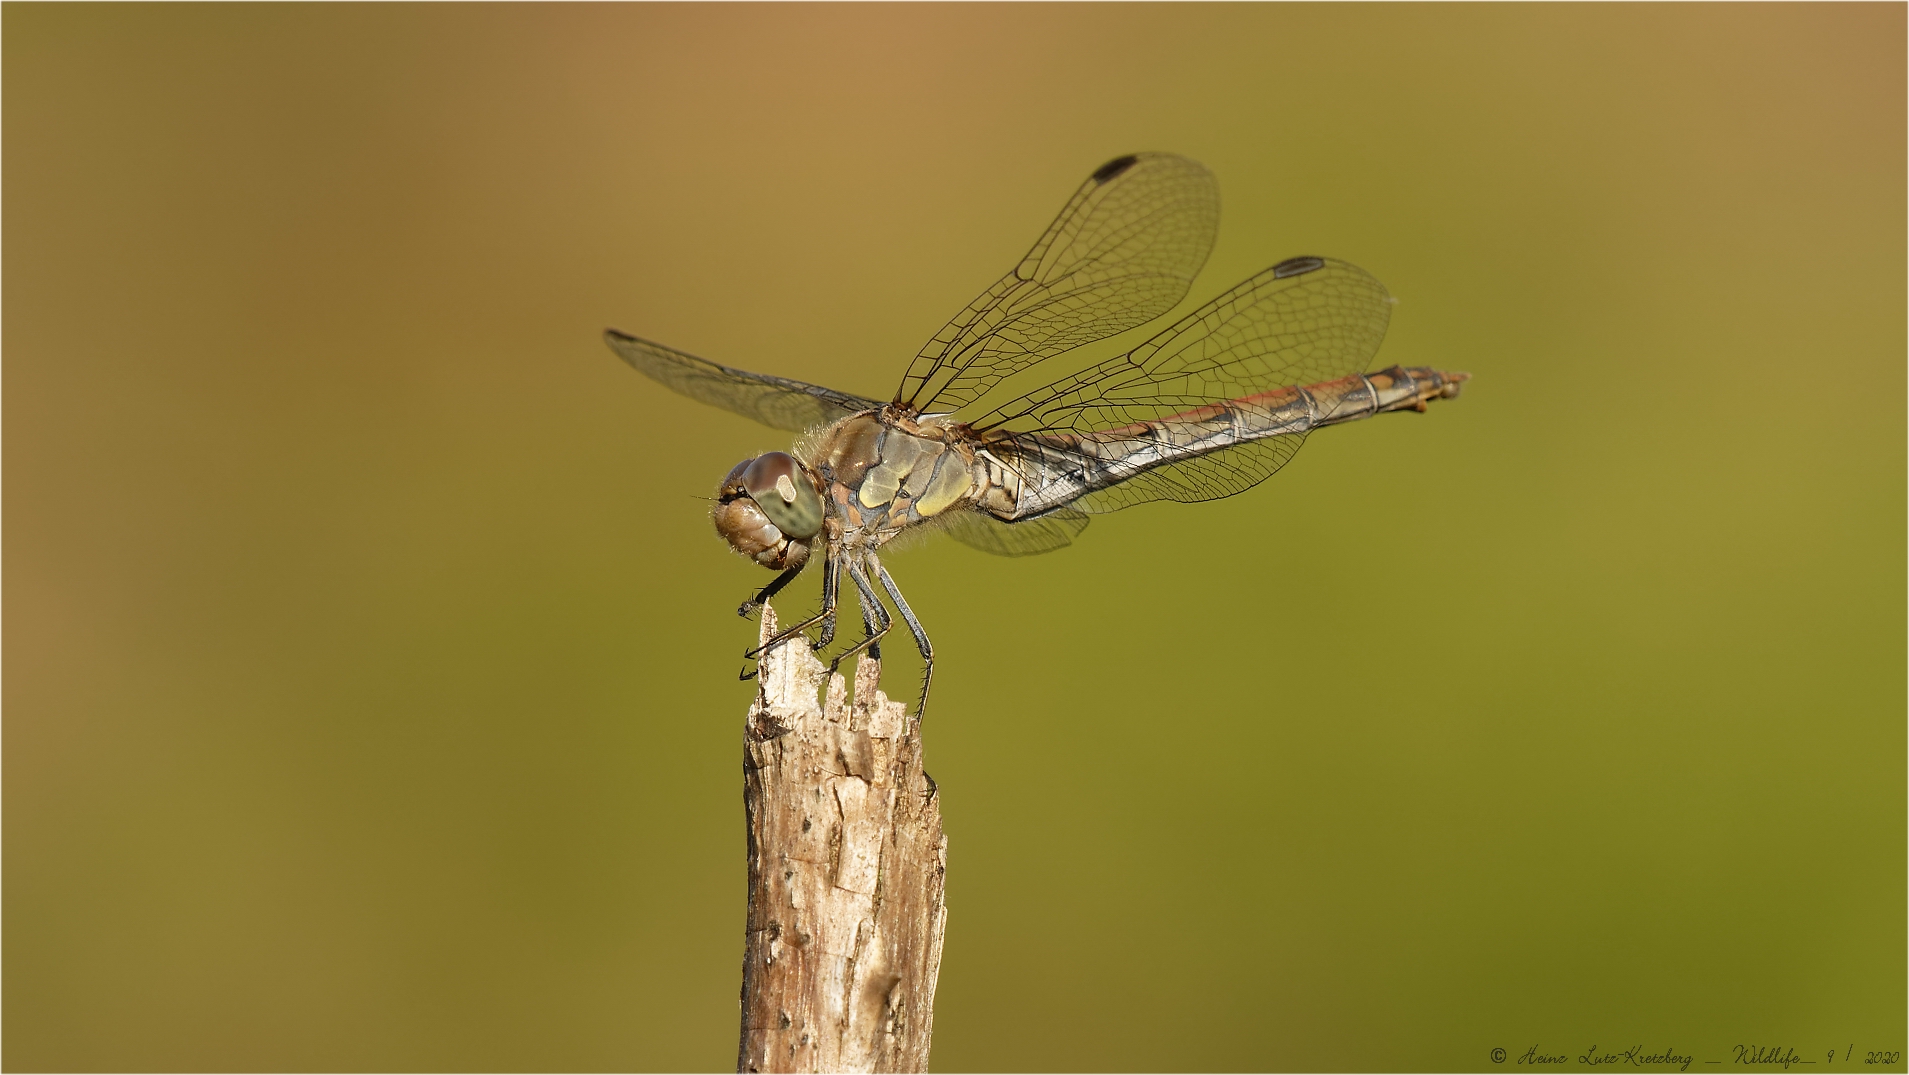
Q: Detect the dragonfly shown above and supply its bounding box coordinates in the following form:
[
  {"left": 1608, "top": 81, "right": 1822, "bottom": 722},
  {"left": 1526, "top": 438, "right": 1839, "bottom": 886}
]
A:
[{"left": 606, "top": 153, "right": 1467, "bottom": 716}]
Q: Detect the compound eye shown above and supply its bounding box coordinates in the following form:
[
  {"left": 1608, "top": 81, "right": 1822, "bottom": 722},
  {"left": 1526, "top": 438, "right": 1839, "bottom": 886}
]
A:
[{"left": 742, "top": 452, "right": 823, "bottom": 539}]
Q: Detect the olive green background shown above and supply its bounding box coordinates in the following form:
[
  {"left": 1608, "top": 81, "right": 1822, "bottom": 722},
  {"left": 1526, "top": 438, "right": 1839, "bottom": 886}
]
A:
[{"left": 5, "top": 4, "right": 1903, "bottom": 1071}]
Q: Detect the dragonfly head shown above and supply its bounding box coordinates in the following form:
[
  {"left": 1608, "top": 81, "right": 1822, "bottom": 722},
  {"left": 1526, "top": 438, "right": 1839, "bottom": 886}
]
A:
[{"left": 713, "top": 452, "right": 824, "bottom": 570}]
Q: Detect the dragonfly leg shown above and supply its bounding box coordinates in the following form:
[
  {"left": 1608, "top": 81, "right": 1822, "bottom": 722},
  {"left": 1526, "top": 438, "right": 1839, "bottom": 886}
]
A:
[
  {"left": 737, "top": 565, "right": 803, "bottom": 619},
  {"left": 814, "top": 549, "right": 840, "bottom": 651},
  {"left": 744, "top": 547, "right": 839, "bottom": 662},
  {"left": 854, "top": 575, "right": 885, "bottom": 662},
  {"left": 870, "top": 552, "right": 933, "bottom": 720},
  {"left": 827, "top": 553, "right": 891, "bottom": 675}
]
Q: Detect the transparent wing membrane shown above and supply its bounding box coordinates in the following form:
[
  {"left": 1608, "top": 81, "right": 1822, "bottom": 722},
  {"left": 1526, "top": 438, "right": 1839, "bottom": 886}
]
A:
[
  {"left": 895, "top": 153, "right": 1220, "bottom": 416},
  {"left": 974, "top": 258, "right": 1390, "bottom": 435},
  {"left": 974, "top": 258, "right": 1392, "bottom": 511},
  {"left": 604, "top": 330, "right": 882, "bottom": 433},
  {"left": 939, "top": 507, "right": 1091, "bottom": 557}
]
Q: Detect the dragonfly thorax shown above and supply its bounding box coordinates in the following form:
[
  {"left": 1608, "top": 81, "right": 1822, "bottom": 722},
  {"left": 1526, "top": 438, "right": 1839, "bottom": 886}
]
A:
[
  {"left": 713, "top": 452, "right": 824, "bottom": 571},
  {"left": 810, "top": 414, "right": 984, "bottom": 549}
]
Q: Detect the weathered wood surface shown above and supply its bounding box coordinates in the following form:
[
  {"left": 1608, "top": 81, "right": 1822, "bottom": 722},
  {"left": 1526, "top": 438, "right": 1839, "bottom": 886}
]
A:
[{"left": 738, "top": 605, "right": 947, "bottom": 1074}]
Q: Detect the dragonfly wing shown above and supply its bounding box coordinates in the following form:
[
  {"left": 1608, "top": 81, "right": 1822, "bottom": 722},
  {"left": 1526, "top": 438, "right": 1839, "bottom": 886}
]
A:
[
  {"left": 605, "top": 330, "right": 883, "bottom": 433},
  {"left": 972, "top": 257, "right": 1391, "bottom": 512},
  {"left": 896, "top": 153, "right": 1219, "bottom": 416},
  {"left": 939, "top": 506, "right": 1090, "bottom": 557}
]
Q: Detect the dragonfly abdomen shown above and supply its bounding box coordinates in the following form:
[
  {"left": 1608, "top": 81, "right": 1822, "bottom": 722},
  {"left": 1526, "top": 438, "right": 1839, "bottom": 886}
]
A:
[
  {"left": 1310, "top": 365, "right": 1468, "bottom": 426},
  {"left": 1003, "top": 366, "right": 1467, "bottom": 518}
]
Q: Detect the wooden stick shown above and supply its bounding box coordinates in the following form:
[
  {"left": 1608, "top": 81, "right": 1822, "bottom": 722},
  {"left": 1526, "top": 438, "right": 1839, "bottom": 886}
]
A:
[{"left": 737, "top": 604, "right": 947, "bottom": 1074}]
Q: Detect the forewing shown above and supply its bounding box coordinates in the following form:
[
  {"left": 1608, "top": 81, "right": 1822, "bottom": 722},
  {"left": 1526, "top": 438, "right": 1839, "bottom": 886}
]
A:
[
  {"left": 896, "top": 153, "right": 1219, "bottom": 415},
  {"left": 605, "top": 330, "right": 882, "bottom": 432},
  {"left": 939, "top": 507, "right": 1090, "bottom": 557},
  {"left": 973, "top": 257, "right": 1390, "bottom": 511}
]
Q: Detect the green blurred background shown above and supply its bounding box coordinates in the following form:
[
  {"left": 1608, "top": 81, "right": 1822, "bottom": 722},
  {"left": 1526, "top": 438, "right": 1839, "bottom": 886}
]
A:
[{"left": 5, "top": 4, "right": 1903, "bottom": 1071}]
